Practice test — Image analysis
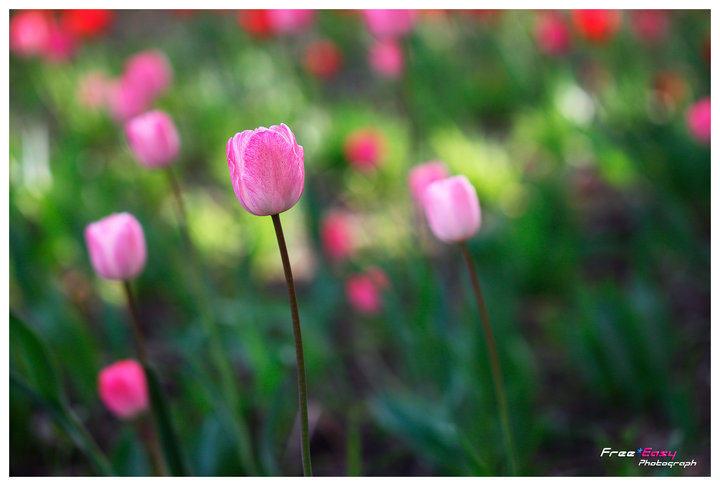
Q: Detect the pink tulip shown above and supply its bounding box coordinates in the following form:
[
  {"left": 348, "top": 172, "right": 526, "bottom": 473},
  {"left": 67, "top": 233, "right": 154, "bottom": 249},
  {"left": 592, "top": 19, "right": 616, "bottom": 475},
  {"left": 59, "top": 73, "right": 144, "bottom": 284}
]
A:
[
  {"left": 408, "top": 161, "right": 450, "bottom": 207},
  {"left": 227, "top": 123, "right": 305, "bottom": 216},
  {"left": 423, "top": 175, "right": 481, "bottom": 244},
  {"left": 368, "top": 39, "right": 404, "bottom": 78},
  {"left": 346, "top": 269, "right": 389, "bottom": 315},
  {"left": 125, "top": 110, "right": 180, "bottom": 168},
  {"left": 362, "top": 9, "right": 416, "bottom": 39},
  {"left": 10, "top": 10, "right": 51, "bottom": 57},
  {"left": 630, "top": 10, "right": 669, "bottom": 44},
  {"left": 686, "top": 97, "right": 711, "bottom": 145},
  {"left": 85, "top": 213, "right": 147, "bottom": 280},
  {"left": 122, "top": 50, "right": 172, "bottom": 100},
  {"left": 535, "top": 12, "right": 571, "bottom": 56},
  {"left": 321, "top": 211, "right": 355, "bottom": 262},
  {"left": 267, "top": 9, "right": 315, "bottom": 34},
  {"left": 77, "top": 71, "right": 112, "bottom": 110},
  {"left": 40, "top": 21, "right": 76, "bottom": 63},
  {"left": 98, "top": 360, "right": 148, "bottom": 419},
  {"left": 107, "top": 77, "right": 153, "bottom": 122},
  {"left": 343, "top": 129, "right": 384, "bottom": 171}
]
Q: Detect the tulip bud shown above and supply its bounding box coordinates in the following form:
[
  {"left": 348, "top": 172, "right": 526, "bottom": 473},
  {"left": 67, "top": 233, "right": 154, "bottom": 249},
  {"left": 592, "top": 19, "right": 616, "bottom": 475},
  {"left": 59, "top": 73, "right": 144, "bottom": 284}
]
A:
[
  {"left": 9, "top": 10, "right": 51, "bottom": 57},
  {"left": 227, "top": 123, "right": 305, "bottom": 216},
  {"left": 422, "top": 175, "right": 481, "bottom": 244},
  {"left": 408, "top": 161, "right": 450, "bottom": 207},
  {"left": 686, "top": 97, "right": 711, "bottom": 144},
  {"left": 344, "top": 128, "right": 384, "bottom": 171},
  {"left": 535, "top": 12, "right": 571, "bottom": 57},
  {"left": 85, "top": 213, "right": 147, "bottom": 280},
  {"left": 321, "top": 211, "right": 355, "bottom": 262},
  {"left": 346, "top": 268, "right": 389, "bottom": 315},
  {"left": 368, "top": 39, "right": 404, "bottom": 78},
  {"left": 267, "top": 9, "right": 315, "bottom": 35},
  {"left": 98, "top": 360, "right": 148, "bottom": 419},
  {"left": 122, "top": 50, "right": 172, "bottom": 100},
  {"left": 303, "top": 40, "right": 343, "bottom": 79},
  {"left": 571, "top": 10, "right": 621, "bottom": 44},
  {"left": 125, "top": 110, "right": 180, "bottom": 168},
  {"left": 362, "top": 9, "right": 416, "bottom": 39}
]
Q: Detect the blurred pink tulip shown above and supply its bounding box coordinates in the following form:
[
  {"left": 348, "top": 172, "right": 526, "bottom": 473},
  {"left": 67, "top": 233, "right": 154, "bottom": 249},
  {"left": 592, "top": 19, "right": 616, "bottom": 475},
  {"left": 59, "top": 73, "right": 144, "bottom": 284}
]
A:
[
  {"left": 362, "top": 9, "right": 416, "bottom": 39},
  {"left": 85, "top": 213, "right": 147, "bottom": 280},
  {"left": 346, "top": 270, "right": 388, "bottom": 315},
  {"left": 321, "top": 211, "right": 355, "bottom": 262},
  {"left": 125, "top": 110, "right": 180, "bottom": 168},
  {"left": 535, "top": 12, "right": 571, "bottom": 56},
  {"left": 40, "top": 21, "right": 76, "bottom": 63},
  {"left": 267, "top": 9, "right": 315, "bottom": 34},
  {"left": 686, "top": 97, "right": 711, "bottom": 144},
  {"left": 98, "top": 360, "right": 148, "bottom": 419},
  {"left": 423, "top": 175, "right": 481, "bottom": 244},
  {"left": 343, "top": 129, "right": 384, "bottom": 171},
  {"left": 303, "top": 39, "right": 343, "bottom": 79},
  {"left": 122, "top": 50, "right": 172, "bottom": 100},
  {"left": 408, "top": 161, "right": 450, "bottom": 207},
  {"left": 10, "top": 10, "right": 52, "bottom": 57},
  {"left": 227, "top": 123, "right": 305, "bottom": 216},
  {"left": 77, "top": 71, "right": 112, "bottom": 110},
  {"left": 107, "top": 77, "right": 153, "bottom": 122},
  {"left": 630, "top": 10, "right": 669, "bottom": 44},
  {"left": 368, "top": 39, "right": 404, "bottom": 78}
]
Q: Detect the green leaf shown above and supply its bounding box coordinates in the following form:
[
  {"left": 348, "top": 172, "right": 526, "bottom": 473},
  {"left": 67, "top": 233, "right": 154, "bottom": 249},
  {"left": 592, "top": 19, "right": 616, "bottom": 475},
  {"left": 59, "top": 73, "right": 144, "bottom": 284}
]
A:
[
  {"left": 143, "top": 363, "right": 192, "bottom": 476},
  {"left": 9, "top": 311, "right": 65, "bottom": 406}
]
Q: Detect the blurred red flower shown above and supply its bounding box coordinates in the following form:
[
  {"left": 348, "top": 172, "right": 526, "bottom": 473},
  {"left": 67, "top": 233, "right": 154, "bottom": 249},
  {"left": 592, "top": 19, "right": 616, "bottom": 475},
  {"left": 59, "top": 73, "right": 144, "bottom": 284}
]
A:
[
  {"left": 630, "top": 10, "right": 669, "bottom": 44},
  {"left": 237, "top": 10, "right": 273, "bottom": 38},
  {"left": 303, "top": 40, "right": 343, "bottom": 79},
  {"left": 535, "top": 11, "right": 571, "bottom": 56},
  {"left": 61, "top": 9, "right": 113, "bottom": 38},
  {"left": 572, "top": 9, "right": 621, "bottom": 44},
  {"left": 344, "top": 129, "right": 385, "bottom": 172}
]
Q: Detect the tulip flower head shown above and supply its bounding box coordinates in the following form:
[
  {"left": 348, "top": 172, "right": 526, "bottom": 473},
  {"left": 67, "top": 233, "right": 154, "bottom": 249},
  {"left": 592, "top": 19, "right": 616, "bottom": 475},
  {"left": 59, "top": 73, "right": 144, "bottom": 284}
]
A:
[
  {"left": 303, "top": 40, "right": 343, "bottom": 79},
  {"left": 267, "top": 9, "right": 315, "bottom": 35},
  {"left": 9, "top": 10, "right": 51, "bottom": 57},
  {"left": 368, "top": 39, "right": 404, "bottom": 78},
  {"left": 125, "top": 110, "right": 180, "bottom": 168},
  {"left": 321, "top": 211, "right": 355, "bottom": 262},
  {"left": 344, "top": 128, "right": 384, "bottom": 171},
  {"left": 98, "top": 360, "right": 148, "bottom": 419},
  {"left": 346, "top": 268, "right": 389, "bottom": 315},
  {"left": 61, "top": 9, "right": 113, "bottom": 38},
  {"left": 535, "top": 12, "right": 571, "bottom": 56},
  {"left": 122, "top": 50, "right": 173, "bottom": 101},
  {"left": 227, "top": 123, "right": 305, "bottom": 216},
  {"left": 423, "top": 175, "right": 481, "bottom": 244},
  {"left": 630, "top": 10, "right": 669, "bottom": 44},
  {"left": 408, "top": 161, "right": 450, "bottom": 207},
  {"left": 85, "top": 213, "right": 147, "bottom": 280},
  {"left": 686, "top": 97, "right": 711, "bottom": 145},
  {"left": 572, "top": 10, "right": 621, "bottom": 44},
  {"left": 362, "top": 9, "right": 416, "bottom": 39}
]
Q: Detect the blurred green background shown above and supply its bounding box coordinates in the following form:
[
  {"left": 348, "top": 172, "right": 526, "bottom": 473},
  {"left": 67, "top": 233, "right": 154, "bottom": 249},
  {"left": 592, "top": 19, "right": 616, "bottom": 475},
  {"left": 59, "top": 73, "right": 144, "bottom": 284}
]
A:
[{"left": 9, "top": 9, "right": 710, "bottom": 476}]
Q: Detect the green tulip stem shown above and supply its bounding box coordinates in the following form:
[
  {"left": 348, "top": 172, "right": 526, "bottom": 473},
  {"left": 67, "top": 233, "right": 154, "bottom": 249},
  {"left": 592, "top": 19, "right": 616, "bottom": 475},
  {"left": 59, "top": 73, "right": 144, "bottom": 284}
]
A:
[
  {"left": 271, "top": 213, "right": 313, "bottom": 477},
  {"left": 121, "top": 281, "right": 169, "bottom": 476},
  {"left": 458, "top": 243, "right": 518, "bottom": 475}
]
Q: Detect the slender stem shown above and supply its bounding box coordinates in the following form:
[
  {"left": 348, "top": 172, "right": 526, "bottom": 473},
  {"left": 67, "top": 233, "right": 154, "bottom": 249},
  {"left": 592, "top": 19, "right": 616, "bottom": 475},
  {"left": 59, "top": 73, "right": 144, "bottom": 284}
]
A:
[
  {"left": 459, "top": 243, "right": 518, "bottom": 475},
  {"left": 271, "top": 213, "right": 313, "bottom": 477},
  {"left": 135, "top": 415, "right": 169, "bottom": 476},
  {"left": 121, "top": 281, "right": 169, "bottom": 476},
  {"left": 165, "top": 168, "right": 258, "bottom": 474}
]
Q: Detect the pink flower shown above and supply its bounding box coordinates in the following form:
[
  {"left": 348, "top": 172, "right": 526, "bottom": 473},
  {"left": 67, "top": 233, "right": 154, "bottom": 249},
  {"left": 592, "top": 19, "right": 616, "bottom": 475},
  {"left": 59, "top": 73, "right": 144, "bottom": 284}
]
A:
[
  {"left": 10, "top": 10, "right": 52, "bottom": 57},
  {"left": 686, "top": 98, "right": 711, "bottom": 145},
  {"left": 85, "top": 213, "right": 147, "bottom": 280},
  {"left": 125, "top": 110, "right": 180, "bottom": 168},
  {"left": 346, "top": 269, "right": 389, "bottom": 315},
  {"left": 368, "top": 39, "right": 404, "bottom": 78},
  {"left": 77, "top": 71, "right": 112, "bottom": 110},
  {"left": 98, "top": 360, "right": 148, "bottom": 419},
  {"left": 321, "top": 211, "right": 354, "bottom": 262},
  {"left": 571, "top": 10, "right": 621, "bottom": 44},
  {"left": 107, "top": 77, "right": 153, "bottom": 122},
  {"left": 422, "top": 175, "right": 481, "bottom": 244},
  {"left": 227, "top": 123, "right": 305, "bottom": 216},
  {"left": 303, "top": 39, "right": 343, "bottom": 79},
  {"left": 40, "top": 22, "right": 76, "bottom": 63},
  {"left": 408, "top": 161, "right": 450, "bottom": 207},
  {"left": 267, "top": 9, "right": 315, "bottom": 34},
  {"left": 343, "top": 129, "right": 384, "bottom": 171},
  {"left": 122, "top": 50, "right": 172, "bottom": 100},
  {"left": 362, "top": 9, "right": 416, "bottom": 39},
  {"left": 535, "top": 12, "right": 571, "bottom": 56},
  {"left": 630, "top": 10, "right": 669, "bottom": 44}
]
